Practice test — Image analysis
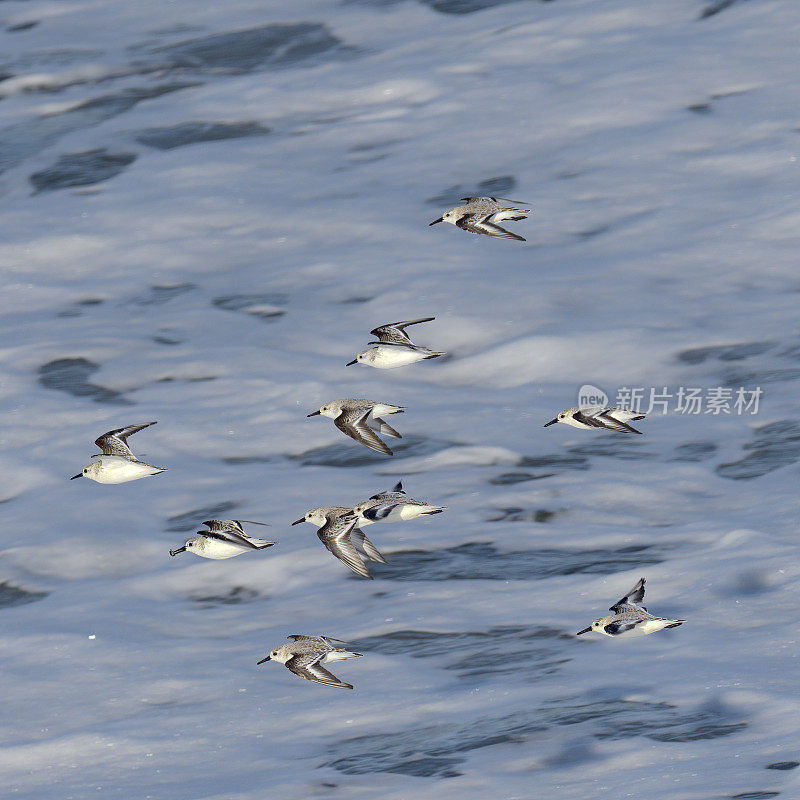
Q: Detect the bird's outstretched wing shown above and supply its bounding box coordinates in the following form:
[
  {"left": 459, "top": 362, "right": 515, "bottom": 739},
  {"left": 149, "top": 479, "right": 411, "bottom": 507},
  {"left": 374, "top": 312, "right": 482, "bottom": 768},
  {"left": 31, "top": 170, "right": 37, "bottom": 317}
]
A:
[
  {"left": 350, "top": 528, "right": 387, "bottom": 563},
  {"left": 285, "top": 652, "right": 353, "bottom": 689},
  {"left": 610, "top": 577, "right": 647, "bottom": 613},
  {"left": 572, "top": 410, "right": 611, "bottom": 429},
  {"left": 94, "top": 422, "right": 157, "bottom": 457},
  {"left": 604, "top": 620, "right": 640, "bottom": 636},
  {"left": 373, "top": 417, "right": 402, "bottom": 439},
  {"left": 461, "top": 196, "right": 531, "bottom": 205},
  {"left": 200, "top": 528, "right": 275, "bottom": 549},
  {"left": 335, "top": 409, "right": 392, "bottom": 455},
  {"left": 369, "top": 481, "right": 404, "bottom": 500},
  {"left": 594, "top": 409, "right": 643, "bottom": 434},
  {"left": 203, "top": 519, "right": 245, "bottom": 534},
  {"left": 360, "top": 501, "right": 401, "bottom": 523},
  {"left": 287, "top": 634, "right": 349, "bottom": 645},
  {"left": 370, "top": 317, "right": 435, "bottom": 345},
  {"left": 318, "top": 515, "right": 372, "bottom": 578},
  {"left": 455, "top": 214, "right": 526, "bottom": 241}
]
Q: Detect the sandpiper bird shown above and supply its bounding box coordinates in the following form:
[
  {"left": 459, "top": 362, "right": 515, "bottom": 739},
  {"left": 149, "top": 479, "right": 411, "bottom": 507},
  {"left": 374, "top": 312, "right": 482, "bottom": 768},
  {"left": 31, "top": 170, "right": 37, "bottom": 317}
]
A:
[
  {"left": 544, "top": 406, "right": 646, "bottom": 434},
  {"left": 307, "top": 399, "right": 404, "bottom": 456},
  {"left": 257, "top": 635, "right": 363, "bottom": 689},
  {"left": 292, "top": 506, "right": 386, "bottom": 579},
  {"left": 71, "top": 422, "right": 165, "bottom": 483},
  {"left": 429, "top": 196, "right": 530, "bottom": 241},
  {"left": 576, "top": 578, "right": 685, "bottom": 638},
  {"left": 170, "top": 519, "right": 275, "bottom": 559},
  {"left": 352, "top": 481, "right": 446, "bottom": 526},
  {"left": 347, "top": 317, "right": 445, "bottom": 369}
]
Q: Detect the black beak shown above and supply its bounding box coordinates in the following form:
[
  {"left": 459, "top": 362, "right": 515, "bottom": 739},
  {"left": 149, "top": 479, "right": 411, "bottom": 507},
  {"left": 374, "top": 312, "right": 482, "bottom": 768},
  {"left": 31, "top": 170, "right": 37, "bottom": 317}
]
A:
[
  {"left": 576, "top": 627, "right": 592, "bottom": 636},
  {"left": 429, "top": 217, "right": 443, "bottom": 226},
  {"left": 169, "top": 546, "right": 186, "bottom": 556},
  {"left": 345, "top": 359, "right": 357, "bottom": 366},
  {"left": 543, "top": 419, "right": 558, "bottom": 427},
  {"left": 70, "top": 473, "right": 83, "bottom": 480},
  {"left": 257, "top": 655, "right": 271, "bottom": 664},
  {"left": 291, "top": 517, "right": 305, "bottom": 526},
  {"left": 307, "top": 410, "right": 321, "bottom": 417}
]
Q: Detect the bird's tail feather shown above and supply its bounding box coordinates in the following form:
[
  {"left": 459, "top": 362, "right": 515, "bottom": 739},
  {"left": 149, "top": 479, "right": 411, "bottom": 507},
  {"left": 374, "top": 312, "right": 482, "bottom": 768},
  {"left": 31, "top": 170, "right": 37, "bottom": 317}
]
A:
[{"left": 326, "top": 649, "right": 363, "bottom": 662}]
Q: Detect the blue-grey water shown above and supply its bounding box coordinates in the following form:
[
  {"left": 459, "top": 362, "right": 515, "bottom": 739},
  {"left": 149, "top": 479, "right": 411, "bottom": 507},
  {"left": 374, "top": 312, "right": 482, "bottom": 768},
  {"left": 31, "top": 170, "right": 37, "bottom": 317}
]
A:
[{"left": 1, "top": 1, "right": 800, "bottom": 798}]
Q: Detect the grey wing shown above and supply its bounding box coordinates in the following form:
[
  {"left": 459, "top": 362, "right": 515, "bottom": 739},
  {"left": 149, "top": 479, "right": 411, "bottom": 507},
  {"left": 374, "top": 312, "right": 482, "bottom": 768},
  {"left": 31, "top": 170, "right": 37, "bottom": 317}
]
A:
[
  {"left": 488, "top": 196, "right": 532, "bottom": 206},
  {"left": 455, "top": 214, "right": 525, "bottom": 241},
  {"left": 610, "top": 577, "right": 647, "bottom": 613},
  {"left": 203, "top": 519, "right": 245, "bottom": 534},
  {"left": 458, "top": 196, "right": 497, "bottom": 208},
  {"left": 335, "top": 409, "right": 392, "bottom": 455},
  {"left": 94, "top": 422, "right": 156, "bottom": 457},
  {"left": 460, "top": 196, "right": 530, "bottom": 205},
  {"left": 318, "top": 516, "right": 372, "bottom": 578},
  {"left": 373, "top": 417, "right": 402, "bottom": 439},
  {"left": 594, "top": 409, "right": 642, "bottom": 434},
  {"left": 604, "top": 620, "right": 640, "bottom": 636},
  {"left": 350, "top": 528, "right": 387, "bottom": 563},
  {"left": 287, "top": 634, "right": 348, "bottom": 645},
  {"left": 201, "top": 529, "right": 254, "bottom": 547},
  {"left": 572, "top": 410, "right": 610, "bottom": 429},
  {"left": 285, "top": 653, "right": 353, "bottom": 689},
  {"left": 370, "top": 317, "right": 435, "bottom": 345},
  {"left": 360, "top": 501, "right": 401, "bottom": 523},
  {"left": 369, "top": 481, "right": 404, "bottom": 500}
]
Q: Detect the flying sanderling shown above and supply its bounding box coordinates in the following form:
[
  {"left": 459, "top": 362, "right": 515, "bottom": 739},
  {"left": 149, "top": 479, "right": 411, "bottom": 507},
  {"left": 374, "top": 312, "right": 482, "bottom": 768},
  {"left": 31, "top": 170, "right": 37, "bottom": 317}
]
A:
[
  {"left": 292, "top": 506, "right": 386, "bottom": 579},
  {"left": 307, "top": 399, "right": 405, "bottom": 456},
  {"left": 352, "top": 481, "right": 446, "bottom": 526},
  {"left": 347, "top": 317, "right": 445, "bottom": 369},
  {"left": 70, "top": 422, "right": 166, "bottom": 483},
  {"left": 257, "top": 635, "right": 363, "bottom": 689},
  {"left": 170, "top": 519, "right": 276, "bottom": 559},
  {"left": 576, "top": 577, "right": 685, "bottom": 638},
  {"left": 544, "top": 406, "right": 646, "bottom": 434},
  {"left": 429, "top": 196, "right": 530, "bottom": 241}
]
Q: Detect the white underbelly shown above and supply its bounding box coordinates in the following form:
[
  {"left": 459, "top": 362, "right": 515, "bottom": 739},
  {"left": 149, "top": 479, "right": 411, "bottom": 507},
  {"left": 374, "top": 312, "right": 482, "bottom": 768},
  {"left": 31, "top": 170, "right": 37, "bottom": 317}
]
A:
[
  {"left": 92, "top": 457, "right": 162, "bottom": 484},
  {"left": 369, "top": 347, "right": 426, "bottom": 369},
  {"left": 198, "top": 543, "right": 246, "bottom": 559}
]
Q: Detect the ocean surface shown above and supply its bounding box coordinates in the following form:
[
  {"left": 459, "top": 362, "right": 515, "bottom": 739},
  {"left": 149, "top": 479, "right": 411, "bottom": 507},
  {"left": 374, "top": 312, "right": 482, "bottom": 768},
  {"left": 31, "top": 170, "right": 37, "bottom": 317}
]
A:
[{"left": 1, "top": 0, "right": 799, "bottom": 798}]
